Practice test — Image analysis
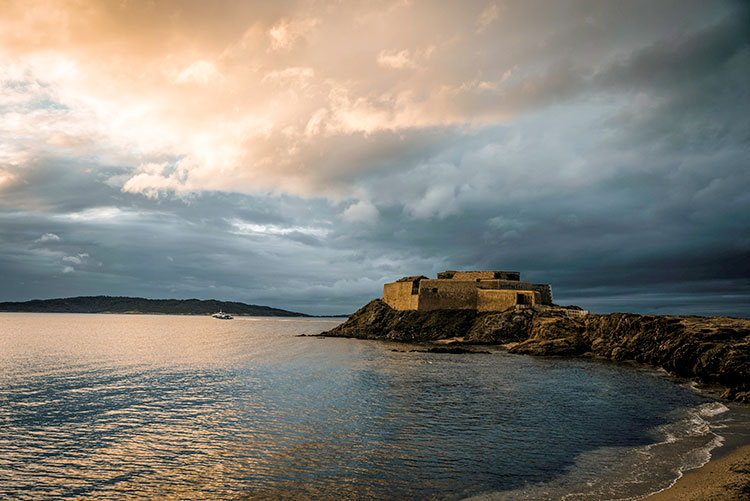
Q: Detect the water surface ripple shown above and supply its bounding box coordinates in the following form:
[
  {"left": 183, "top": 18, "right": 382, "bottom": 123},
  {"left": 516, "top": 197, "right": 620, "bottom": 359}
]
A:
[{"left": 0, "top": 314, "right": 734, "bottom": 499}]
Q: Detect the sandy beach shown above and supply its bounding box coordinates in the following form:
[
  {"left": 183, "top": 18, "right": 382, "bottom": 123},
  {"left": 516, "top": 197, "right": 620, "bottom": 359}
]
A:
[{"left": 645, "top": 445, "right": 750, "bottom": 500}]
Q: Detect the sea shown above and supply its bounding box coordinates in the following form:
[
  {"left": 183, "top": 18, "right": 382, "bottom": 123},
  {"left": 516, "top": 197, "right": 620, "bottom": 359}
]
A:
[{"left": 1, "top": 313, "right": 748, "bottom": 500}]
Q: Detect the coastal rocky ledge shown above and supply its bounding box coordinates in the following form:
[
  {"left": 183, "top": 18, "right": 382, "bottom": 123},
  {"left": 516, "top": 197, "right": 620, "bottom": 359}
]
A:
[{"left": 321, "top": 299, "right": 750, "bottom": 403}]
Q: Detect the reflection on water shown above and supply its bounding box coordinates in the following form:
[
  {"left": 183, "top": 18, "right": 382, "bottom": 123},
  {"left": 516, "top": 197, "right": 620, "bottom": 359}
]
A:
[{"left": 0, "top": 313, "right": 727, "bottom": 500}]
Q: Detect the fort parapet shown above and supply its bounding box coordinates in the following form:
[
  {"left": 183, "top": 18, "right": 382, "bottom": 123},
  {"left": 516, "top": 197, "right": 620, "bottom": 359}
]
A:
[{"left": 382, "top": 270, "right": 553, "bottom": 312}]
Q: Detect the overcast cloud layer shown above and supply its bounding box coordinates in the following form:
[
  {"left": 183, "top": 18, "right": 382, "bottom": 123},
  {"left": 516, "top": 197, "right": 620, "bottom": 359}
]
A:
[{"left": 1, "top": 0, "right": 748, "bottom": 316}]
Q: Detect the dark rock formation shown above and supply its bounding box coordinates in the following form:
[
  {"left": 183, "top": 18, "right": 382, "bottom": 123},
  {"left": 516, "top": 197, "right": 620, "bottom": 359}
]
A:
[
  {"left": 322, "top": 298, "right": 477, "bottom": 342},
  {"left": 322, "top": 299, "right": 750, "bottom": 403}
]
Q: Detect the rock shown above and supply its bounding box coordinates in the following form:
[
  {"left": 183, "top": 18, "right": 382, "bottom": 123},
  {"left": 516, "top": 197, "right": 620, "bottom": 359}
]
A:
[
  {"left": 465, "top": 310, "right": 532, "bottom": 343},
  {"left": 323, "top": 299, "right": 477, "bottom": 342},
  {"left": 509, "top": 337, "right": 587, "bottom": 356}
]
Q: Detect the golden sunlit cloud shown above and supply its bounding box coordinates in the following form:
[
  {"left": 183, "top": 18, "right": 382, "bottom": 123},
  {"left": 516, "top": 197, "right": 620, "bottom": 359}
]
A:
[{"left": 1, "top": 0, "right": 531, "bottom": 199}]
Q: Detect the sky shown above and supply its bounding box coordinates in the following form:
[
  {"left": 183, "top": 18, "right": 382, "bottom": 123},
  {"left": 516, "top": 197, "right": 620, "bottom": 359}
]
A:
[{"left": 1, "top": 0, "right": 748, "bottom": 316}]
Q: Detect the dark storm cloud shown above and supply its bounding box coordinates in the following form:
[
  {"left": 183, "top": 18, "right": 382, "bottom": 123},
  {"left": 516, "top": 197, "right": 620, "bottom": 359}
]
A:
[{"left": 0, "top": 155, "right": 409, "bottom": 312}]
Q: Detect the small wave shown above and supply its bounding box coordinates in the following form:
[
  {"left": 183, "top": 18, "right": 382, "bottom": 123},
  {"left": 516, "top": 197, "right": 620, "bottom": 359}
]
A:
[
  {"left": 642, "top": 405, "right": 714, "bottom": 452},
  {"left": 647, "top": 432, "right": 725, "bottom": 499},
  {"left": 698, "top": 401, "right": 729, "bottom": 417}
]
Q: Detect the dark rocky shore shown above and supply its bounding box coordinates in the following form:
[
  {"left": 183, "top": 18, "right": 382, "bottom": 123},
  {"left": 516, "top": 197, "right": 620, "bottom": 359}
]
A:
[{"left": 321, "top": 299, "right": 750, "bottom": 403}]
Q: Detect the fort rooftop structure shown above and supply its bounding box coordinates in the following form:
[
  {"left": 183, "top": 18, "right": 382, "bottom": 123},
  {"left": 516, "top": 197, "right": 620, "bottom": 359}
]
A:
[{"left": 383, "top": 270, "right": 553, "bottom": 312}]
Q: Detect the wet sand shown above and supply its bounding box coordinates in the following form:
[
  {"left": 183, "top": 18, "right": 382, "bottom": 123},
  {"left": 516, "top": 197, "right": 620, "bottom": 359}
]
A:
[{"left": 645, "top": 444, "right": 750, "bottom": 500}]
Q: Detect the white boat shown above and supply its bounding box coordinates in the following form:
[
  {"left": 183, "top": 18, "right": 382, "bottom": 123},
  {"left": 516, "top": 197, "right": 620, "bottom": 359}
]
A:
[{"left": 212, "top": 311, "right": 233, "bottom": 320}]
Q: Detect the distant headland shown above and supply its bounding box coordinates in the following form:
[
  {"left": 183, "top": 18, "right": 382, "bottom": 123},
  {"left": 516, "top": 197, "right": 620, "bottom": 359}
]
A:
[
  {"left": 0, "top": 296, "right": 309, "bottom": 317},
  {"left": 322, "top": 270, "right": 750, "bottom": 404}
]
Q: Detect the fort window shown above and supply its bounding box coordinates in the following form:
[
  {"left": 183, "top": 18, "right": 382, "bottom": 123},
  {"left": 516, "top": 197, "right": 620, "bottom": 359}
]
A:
[
  {"left": 517, "top": 293, "right": 529, "bottom": 305},
  {"left": 411, "top": 282, "right": 419, "bottom": 294},
  {"left": 432, "top": 288, "right": 438, "bottom": 293}
]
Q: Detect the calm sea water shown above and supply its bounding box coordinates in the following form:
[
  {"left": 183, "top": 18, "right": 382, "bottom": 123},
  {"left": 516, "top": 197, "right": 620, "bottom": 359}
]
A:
[{"left": 0, "top": 313, "right": 740, "bottom": 500}]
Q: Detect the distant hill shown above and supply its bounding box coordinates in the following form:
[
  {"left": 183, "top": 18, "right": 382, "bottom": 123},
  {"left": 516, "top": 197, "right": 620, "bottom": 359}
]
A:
[{"left": 0, "top": 296, "right": 309, "bottom": 317}]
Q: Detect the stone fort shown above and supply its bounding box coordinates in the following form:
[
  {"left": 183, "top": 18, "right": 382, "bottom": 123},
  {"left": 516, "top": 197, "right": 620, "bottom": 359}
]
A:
[{"left": 383, "top": 270, "right": 553, "bottom": 312}]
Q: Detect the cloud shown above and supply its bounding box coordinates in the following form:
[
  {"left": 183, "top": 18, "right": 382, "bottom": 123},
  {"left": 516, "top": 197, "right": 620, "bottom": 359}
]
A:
[
  {"left": 63, "top": 207, "right": 127, "bottom": 221},
  {"left": 175, "top": 60, "right": 223, "bottom": 86},
  {"left": 476, "top": 3, "right": 499, "bottom": 32},
  {"left": 228, "top": 219, "right": 329, "bottom": 239},
  {"left": 35, "top": 233, "right": 61, "bottom": 243},
  {"left": 122, "top": 172, "right": 183, "bottom": 199},
  {"left": 262, "top": 66, "right": 315, "bottom": 84},
  {"left": 7, "top": 0, "right": 693, "bottom": 199},
  {"left": 0, "top": 169, "right": 17, "bottom": 188},
  {"left": 343, "top": 199, "right": 379, "bottom": 225},
  {"left": 405, "top": 184, "right": 459, "bottom": 220},
  {"left": 377, "top": 49, "right": 416, "bottom": 69},
  {"left": 62, "top": 253, "right": 88, "bottom": 265},
  {"left": 268, "top": 17, "right": 319, "bottom": 50}
]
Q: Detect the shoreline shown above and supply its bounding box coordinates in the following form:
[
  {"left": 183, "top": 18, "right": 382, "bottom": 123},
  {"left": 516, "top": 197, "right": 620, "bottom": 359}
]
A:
[
  {"left": 641, "top": 382, "right": 750, "bottom": 500},
  {"left": 644, "top": 443, "right": 750, "bottom": 500}
]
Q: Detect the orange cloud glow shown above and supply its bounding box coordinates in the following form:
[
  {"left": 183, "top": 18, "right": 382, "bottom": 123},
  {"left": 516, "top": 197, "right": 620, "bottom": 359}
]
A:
[{"left": 0, "top": 1, "right": 583, "bottom": 198}]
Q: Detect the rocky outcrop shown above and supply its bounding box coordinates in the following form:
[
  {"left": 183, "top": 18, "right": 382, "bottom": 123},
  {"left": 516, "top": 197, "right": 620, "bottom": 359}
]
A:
[
  {"left": 322, "top": 298, "right": 478, "bottom": 342},
  {"left": 581, "top": 313, "right": 750, "bottom": 402},
  {"left": 321, "top": 300, "right": 750, "bottom": 403}
]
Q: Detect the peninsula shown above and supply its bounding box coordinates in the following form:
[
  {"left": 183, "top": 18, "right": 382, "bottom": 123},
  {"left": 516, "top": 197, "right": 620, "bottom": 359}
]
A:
[{"left": 0, "top": 296, "right": 308, "bottom": 317}]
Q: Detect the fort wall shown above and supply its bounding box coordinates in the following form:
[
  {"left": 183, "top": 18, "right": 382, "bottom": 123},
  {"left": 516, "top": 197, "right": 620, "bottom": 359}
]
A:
[
  {"left": 382, "top": 282, "right": 419, "bottom": 310},
  {"left": 533, "top": 284, "right": 553, "bottom": 305},
  {"left": 438, "top": 270, "right": 520, "bottom": 281},
  {"left": 476, "top": 279, "right": 529, "bottom": 290},
  {"left": 476, "top": 289, "right": 535, "bottom": 312},
  {"left": 416, "top": 280, "right": 477, "bottom": 311},
  {"left": 473, "top": 280, "right": 552, "bottom": 305}
]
